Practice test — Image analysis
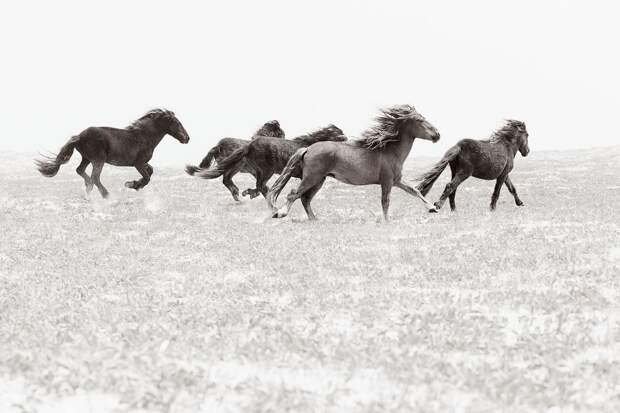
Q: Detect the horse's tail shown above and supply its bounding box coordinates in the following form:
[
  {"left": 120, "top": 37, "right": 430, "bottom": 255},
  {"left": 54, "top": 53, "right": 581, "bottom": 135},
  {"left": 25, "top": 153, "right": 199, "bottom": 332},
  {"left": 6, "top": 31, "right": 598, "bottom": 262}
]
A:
[
  {"left": 35, "top": 135, "right": 80, "bottom": 177},
  {"left": 267, "top": 147, "right": 307, "bottom": 206},
  {"left": 184, "top": 145, "right": 220, "bottom": 176},
  {"left": 199, "top": 145, "right": 219, "bottom": 169},
  {"left": 415, "top": 145, "right": 461, "bottom": 196},
  {"left": 190, "top": 145, "right": 248, "bottom": 180}
]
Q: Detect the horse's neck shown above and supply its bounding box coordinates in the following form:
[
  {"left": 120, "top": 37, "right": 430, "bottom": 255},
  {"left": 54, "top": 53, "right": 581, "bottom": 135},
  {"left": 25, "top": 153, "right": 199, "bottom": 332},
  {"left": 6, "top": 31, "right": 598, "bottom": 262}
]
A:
[
  {"left": 386, "top": 135, "right": 415, "bottom": 167},
  {"left": 138, "top": 123, "right": 167, "bottom": 147},
  {"left": 497, "top": 139, "right": 518, "bottom": 159},
  {"left": 300, "top": 135, "right": 325, "bottom": 146}
]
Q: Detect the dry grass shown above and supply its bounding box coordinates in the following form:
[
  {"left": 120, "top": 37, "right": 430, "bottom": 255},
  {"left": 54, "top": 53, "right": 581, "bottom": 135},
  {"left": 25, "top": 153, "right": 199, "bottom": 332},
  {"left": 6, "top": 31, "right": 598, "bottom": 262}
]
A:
[{"left": 1, "top": 147, "right": 619, "bottom": 412}]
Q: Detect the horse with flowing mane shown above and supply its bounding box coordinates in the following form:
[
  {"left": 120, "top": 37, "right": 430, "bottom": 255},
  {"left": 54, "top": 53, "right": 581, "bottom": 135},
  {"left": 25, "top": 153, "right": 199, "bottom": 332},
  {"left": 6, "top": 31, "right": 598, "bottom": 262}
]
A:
[
  {"left": 267, "top": 104, "right": 440, "bottom": 221},
  {"left": 186, "top": 124, "right": 346, "bottom": 205},
  {"left": 185, "top": 120, "right": 285, "bottom": 201},
  {"left": 415, "top": 119, "right": 530, "bottom": 211},
  {"left": 35, "top": 109, "right": 190, "bottom": 198}
]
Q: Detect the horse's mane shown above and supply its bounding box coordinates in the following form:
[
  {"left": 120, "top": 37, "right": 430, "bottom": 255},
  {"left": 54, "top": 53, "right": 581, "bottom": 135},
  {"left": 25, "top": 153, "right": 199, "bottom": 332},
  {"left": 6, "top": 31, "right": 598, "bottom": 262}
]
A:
[
  {"left": 127, "top": 108, "right": 174, "bottom": 130},
  {"left": 252, "top": 120, "right": 285, "bottom": 140},
  {"left": 352, "top": 104, "right": 426, "bottom": 150},
  {"left": 292, "top": 124, "right": 345, "bottom": 144},
  {"left": 488, "top": 119, "right": 526, "bottom": 143}
]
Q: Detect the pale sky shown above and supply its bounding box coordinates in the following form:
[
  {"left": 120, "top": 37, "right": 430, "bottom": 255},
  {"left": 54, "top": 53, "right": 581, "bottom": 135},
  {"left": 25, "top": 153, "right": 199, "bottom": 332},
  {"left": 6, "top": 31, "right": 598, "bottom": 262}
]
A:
[{"left": 1, "top": 0, "right": 618, "bottom": 165}]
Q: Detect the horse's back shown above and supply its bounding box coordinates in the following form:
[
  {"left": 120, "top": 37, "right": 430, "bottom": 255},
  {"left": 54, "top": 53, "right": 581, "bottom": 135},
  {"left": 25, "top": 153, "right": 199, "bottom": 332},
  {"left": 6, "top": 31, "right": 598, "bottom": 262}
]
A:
[
  {"left": 456, "top": 138, "right": 511, "bottom": 179},
  {"left": 76, "top": 127, "right": 142, "bottom": 164},
  {"left": 248, "top": 137, "right": 301, "bottom": 173},
  {"left": 216, "top": 138, "right": 248, "bottom": 160},
  {"left": 306, "top": 141, "right": 380, "bottom": 185}
]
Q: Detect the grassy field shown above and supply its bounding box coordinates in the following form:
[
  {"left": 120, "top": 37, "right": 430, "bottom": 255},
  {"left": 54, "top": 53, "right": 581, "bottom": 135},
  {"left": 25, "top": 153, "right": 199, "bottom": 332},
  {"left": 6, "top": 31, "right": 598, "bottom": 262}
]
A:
[{"left": 1, "top": 147, "right": 619, "bottom": 412}]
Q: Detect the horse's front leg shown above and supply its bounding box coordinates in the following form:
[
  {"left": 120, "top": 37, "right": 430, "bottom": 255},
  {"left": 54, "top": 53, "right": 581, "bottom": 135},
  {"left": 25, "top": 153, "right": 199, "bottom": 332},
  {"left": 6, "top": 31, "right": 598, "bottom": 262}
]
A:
[
  {"left": 125, "top": 163, "right": 151, "bottom": 190},
  {"left": 504, "top": 175, "right": 524, "bottom": 206},
  {"left": 241, "top": 172, "right": 260, "bottom": 199},
  {"left": 490, "top": 175, "right": 507, "bottom": 210},
  {"left": 395, "top": 181, "right": 438, "bottom": 213},
  {"left": 380, "top": 181, "right": 392, "bottom": 221}
]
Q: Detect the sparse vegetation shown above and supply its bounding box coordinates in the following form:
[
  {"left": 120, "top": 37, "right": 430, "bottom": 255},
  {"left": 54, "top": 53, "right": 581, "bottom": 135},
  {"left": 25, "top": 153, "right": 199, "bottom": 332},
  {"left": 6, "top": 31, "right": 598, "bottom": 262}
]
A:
[{"left": 1, "top": 147, "right": 619, "bottom": 412}]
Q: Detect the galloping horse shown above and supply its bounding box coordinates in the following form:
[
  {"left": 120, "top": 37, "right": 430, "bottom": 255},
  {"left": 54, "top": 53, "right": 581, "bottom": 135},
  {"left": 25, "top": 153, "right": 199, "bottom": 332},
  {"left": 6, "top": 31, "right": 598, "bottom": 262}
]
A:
[
  {"left": 185, "top": 120, "right": 285, "bottom": 201},
  {"left": 36, "top": 109, "right": 190, "bottom": 198},
  {"left": 186, "top": 125, "right": 346, "bottom": 205},
  {"left": 268, "top": 105, "right": 440, "bottom": 221},
  {"left": 416, "top": 120, "right": 530, "bottom": 211}
]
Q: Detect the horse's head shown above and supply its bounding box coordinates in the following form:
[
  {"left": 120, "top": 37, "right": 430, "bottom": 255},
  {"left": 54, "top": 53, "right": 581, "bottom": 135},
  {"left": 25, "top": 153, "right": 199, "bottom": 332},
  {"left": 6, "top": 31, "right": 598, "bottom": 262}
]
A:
[
  {"left": 252, "top": 120, "right": 285, "bottom": 140},
  {"left": 514, "top": 121, "right": 530, "bottom": 157},
  {"left": 294, "top": 124, "right": 347, "bottom": 145},
  {"left": 409, "top": 115, "right": 440, "bottom": 143},
  {"left": 157, "top": 110, "right": 190, "bottom": 144},
  {"left": 320, "top": 124, "right": 347, "bottom": 142}
]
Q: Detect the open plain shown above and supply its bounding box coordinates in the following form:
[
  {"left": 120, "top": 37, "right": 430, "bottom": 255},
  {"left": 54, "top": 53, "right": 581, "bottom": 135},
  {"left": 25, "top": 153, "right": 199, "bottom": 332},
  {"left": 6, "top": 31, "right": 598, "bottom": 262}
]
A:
[{"left": 1, "top": 147, "right": 619, "bottom": 412}]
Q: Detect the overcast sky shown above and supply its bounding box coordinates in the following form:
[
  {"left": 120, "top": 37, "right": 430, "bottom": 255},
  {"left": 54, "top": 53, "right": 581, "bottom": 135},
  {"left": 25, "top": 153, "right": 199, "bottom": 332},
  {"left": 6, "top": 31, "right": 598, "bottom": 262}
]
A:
[{"left": 1, "top": 0, "right": 618, "bottom": 165}]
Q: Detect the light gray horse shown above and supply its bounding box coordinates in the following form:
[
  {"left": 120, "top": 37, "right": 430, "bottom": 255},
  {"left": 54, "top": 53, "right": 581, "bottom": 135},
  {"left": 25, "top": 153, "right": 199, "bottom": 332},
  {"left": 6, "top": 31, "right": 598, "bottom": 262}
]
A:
[{"left": 267, "top": 104, "right": 440, "bottom": 221}]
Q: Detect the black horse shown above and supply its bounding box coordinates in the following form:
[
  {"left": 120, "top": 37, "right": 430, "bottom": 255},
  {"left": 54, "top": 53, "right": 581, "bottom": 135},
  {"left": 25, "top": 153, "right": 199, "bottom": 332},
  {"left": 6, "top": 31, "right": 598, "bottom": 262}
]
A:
[
  {"left": 185, "top": 120, "right": 285, "bottom": 201},
  {"left": 416, "top": 119, "right": 530, "bottom": 211},
  {"left": 36, "top": 109, "right": 190, "bottom": 198},
  {"left": 185, "top": 125, "right": 346, "bottom": 206}
]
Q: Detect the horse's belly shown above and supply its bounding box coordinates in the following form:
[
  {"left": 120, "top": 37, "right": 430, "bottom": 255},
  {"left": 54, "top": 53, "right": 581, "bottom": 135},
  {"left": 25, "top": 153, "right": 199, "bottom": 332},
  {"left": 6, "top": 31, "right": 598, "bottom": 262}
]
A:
[
  {"left": 330, "top": 166, "right": 377, "bottom": 185},
  {"left": 472, "top": 163, "right": 509, "bottom": 180}
]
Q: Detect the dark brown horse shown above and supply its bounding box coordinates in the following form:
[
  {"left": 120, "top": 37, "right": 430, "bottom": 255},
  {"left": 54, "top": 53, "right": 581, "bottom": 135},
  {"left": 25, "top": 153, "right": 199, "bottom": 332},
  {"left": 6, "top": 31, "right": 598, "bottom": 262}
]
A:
[
  {"left": 268, "top": 105, "right": 440, "bottom": 221},
  {"left": 36, "top": 109, "right": 190, "bottom": 198},
  {"left": 416, "top": 120, "right": 530, "bottom": 211},
  {"left": 186, "top": 125, "right": 346, "bottom": 205},
  {"left": 185, "top": 120, "right": 285, "bottom": 201}
]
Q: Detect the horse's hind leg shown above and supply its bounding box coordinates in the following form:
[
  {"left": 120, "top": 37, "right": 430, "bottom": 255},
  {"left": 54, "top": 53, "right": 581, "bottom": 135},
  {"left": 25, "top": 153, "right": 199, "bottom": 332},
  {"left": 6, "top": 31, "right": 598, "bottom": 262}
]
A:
[
  {"left": 222, "top": 172, "right": 240, "bottom": 202},
  {"left": 274, "top": 174, "right": 324, "bottom": 219},
  {"left": 90, "top": 161, "right": 109, "bottom": 198},
  {"left": 435, "top": 170, "right": 469, "bottom": 210},
  {"left": 300, "top": 178, "right": 325, "bottom": 220},
  {"left": 76, "top": 157, "right": 93, "bottom": 192},
  {"left": 394, "top": 181, "right": 437, "bottom": 212},
  {"left": 448, "top": 166, "right": 457, "bottom": 211},
  {"left": 504, "top": 175, "right": 524, "bottom": 206}
]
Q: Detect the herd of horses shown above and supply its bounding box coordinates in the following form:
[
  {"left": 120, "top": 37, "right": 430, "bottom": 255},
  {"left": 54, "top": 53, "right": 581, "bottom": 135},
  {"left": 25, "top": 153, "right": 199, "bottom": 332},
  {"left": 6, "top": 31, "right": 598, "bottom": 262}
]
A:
[{"left": 36, "top": 105, "right": 530, "bottom": 221}]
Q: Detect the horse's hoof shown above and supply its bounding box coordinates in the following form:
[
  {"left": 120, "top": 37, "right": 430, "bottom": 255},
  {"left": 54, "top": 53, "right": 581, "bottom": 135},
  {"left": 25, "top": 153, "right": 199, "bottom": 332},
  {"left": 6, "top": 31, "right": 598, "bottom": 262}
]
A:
[
  {"left": 272, "top": 209, "right": 286, "bottom": 219},
  {"left": 241, "top": 190, "right": 249, "bottom": 197},
  {"left": 250, "top": 193, "right": 259, "bottom": 199},
  {"left": 124, "top": 181, "right": 134, "bottom": 189},
  {"left": 517, "top": 202, "right": 524, "bottom": 207},
  {"left": 429, "top": 207, "right": 438, "bottom": 213}
]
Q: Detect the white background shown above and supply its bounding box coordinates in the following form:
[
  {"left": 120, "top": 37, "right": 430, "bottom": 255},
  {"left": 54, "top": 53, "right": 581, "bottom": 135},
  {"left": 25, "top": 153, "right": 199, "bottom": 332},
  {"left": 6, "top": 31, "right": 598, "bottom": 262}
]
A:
[{"left": 1, "top": 0, "right": 618, "bottom": 165}]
